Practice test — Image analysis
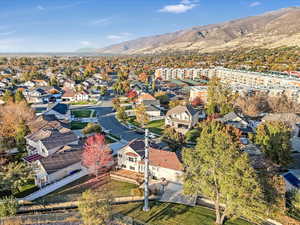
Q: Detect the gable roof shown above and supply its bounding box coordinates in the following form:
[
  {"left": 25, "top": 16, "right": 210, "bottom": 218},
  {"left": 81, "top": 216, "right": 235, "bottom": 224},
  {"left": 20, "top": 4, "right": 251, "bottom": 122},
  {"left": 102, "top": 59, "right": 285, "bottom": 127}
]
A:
[
  {"left": 166, "top": 105, "right": 198, "bottom": 117},
  {"left": 126, "top": 139, "right": 159, "bottom": 158},
  {"left": 39, "top": 144, "right": 82, "bottom": 174},
  {"left": 138, "top": 93, "right": 156, "bottom": 101},
  {"left": 144, "top": 148, "right": 183, "bottom": 171},
  {"left": 28, "top": 114, "right": 69, "bottom": 133},
  {"left": 26, "top": 127, "right": 78, "bottom": 150},
  {"left": 47, "top": 103, "right": 69, "bottom": 115}
]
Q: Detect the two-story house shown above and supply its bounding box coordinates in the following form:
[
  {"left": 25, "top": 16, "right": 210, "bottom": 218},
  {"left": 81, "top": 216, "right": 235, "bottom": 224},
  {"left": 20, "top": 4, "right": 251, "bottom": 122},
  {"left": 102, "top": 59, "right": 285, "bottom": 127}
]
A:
[
  {"left": 165, "top": 105, "right": 200, "bottom": 134},
  {"left": 43, "top": 103, "right": 71, "bottom": 121},
  {"left": 34, "top": 144, "right": 83, "bottom": 187},
  {"left": 117, "top": 139, "right": 183, "bottom": 183}
]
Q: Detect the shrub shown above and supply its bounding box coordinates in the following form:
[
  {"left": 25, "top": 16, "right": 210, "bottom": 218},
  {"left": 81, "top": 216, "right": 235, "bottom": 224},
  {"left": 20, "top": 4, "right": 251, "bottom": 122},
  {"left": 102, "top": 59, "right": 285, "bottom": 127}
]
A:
[
  {"left": 82, "top": 123, "right": 102, "bottom": 135},
  {"left": 0, "top": 196, "right": 18, "bottom": 218},
  {"left": 131, "top": 188, "right": 144, "bottom": 197}
]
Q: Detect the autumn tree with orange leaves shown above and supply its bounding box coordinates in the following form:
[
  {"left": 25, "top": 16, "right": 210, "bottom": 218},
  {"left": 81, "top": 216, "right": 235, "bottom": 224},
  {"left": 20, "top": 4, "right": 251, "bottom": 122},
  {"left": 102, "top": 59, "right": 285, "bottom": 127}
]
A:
[{"left": 82, "top": 134, "right": 113, "bottom": 176}]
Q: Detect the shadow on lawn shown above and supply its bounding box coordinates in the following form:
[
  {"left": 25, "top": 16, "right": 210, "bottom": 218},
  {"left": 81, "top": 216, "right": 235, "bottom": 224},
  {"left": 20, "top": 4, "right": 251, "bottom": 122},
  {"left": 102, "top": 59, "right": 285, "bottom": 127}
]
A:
[{"left": 146, "top": 203, "right": 191, "bottom": 223}]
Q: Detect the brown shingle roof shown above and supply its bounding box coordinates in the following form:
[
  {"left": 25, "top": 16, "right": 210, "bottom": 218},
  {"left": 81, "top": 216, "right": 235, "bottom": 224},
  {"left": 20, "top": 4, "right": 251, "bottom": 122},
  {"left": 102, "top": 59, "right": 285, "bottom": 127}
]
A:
[{"left": 140, "top": 148, "right": 183, "bottom": 171}]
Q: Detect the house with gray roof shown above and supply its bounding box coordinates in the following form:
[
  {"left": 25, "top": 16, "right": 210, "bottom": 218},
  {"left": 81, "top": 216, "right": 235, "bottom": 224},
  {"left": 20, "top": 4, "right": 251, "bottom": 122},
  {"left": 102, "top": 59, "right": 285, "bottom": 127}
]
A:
[
  {"left": 43, "top": 103, "right": 71, "bottom": 121},
  {"left": 34, "top": 144, "right": 83, "bottom": 187},
  {"left": 165, "top": 105, "right": 200, "bottom": 134}
]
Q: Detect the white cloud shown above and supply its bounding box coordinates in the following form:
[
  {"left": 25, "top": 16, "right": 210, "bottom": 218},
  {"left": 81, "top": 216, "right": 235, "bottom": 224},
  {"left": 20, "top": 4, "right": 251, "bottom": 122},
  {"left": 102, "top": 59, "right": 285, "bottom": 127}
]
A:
[
  {"left": 107, "top": 32, "right": 132, "bottom": 40},
  {"left": 90, "top": 17, "right": 112, "bottom": 26},
  {"left": 158, "top": 0, "right": 197, "bottom": 14},
  {"left": 249, "top": 1, "right": 261, "bottom": 7},
  {"left": 0, "top": 30, "right": 16, "bottom": 36},
  {"left": 80, "top": 41, "right": 91, "bottom": 46},
  {"left": 36, "top": 5, "right": 45, "bottom": 10}
]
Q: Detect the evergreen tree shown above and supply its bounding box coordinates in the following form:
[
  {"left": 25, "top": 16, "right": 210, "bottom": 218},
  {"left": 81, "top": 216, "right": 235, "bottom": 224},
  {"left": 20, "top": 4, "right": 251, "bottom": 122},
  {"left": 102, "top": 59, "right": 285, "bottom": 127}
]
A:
[
  {"left": 2, "top": 90, "right": 13, "bottom": 103},
  {"left": 183, "top": 121, "right": 267, "bottom": 224},
  {"left": 254, "top": 121, "right": 292, "bottom": 167},
  {"left": 14, "top": 90, "right": 25, "bottom": 103}
]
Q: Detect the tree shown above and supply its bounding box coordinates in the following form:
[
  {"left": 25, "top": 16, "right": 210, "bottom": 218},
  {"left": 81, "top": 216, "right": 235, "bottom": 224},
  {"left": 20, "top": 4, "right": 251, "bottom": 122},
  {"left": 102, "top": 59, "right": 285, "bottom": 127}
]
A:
[
  {"left": 0, "top": 196, "right": 18, "bottom": 218},
  {"left": 2, "top": 90, "right": 13, "bottom": 103},
  {"left": 82, "top": 123, "right": 102, "bottom": 135},
  {"left": 183, "top": 121, "right": 267, "bottom": 224},
  {"left": 163, "top": 126, "right": 184, "bottom": 149},
  {"left": 191, "top": 97, "right": 203, "bottom": 107},
  {"left": 127, "top": 89, "right": 137, "bottom": 101},
  {"left": 253, "top": 121, "right": 292, "bottom": 167},
  {"left": 99, "top": 86, "right": 108, "bottom": 96},
  {"left": 206, "top": 77, "right": 237, "bottom": 116},
  {"left": 82, "top": 134, "right": 113, "bottom": 176},
  {"left": 78, "top": 188, "right": 113, "bottom": 225},
  {"left": 14, "top": 90, "right": 25, "bottom": 103},
  {"left": 138, "top": 72, "right": 149, "bottom": 83},
  {"left": 168, "top": 99, "right": 185, "bottom": 109},
  {"left": 0, "top": 162, "right": 33, "bottom": 193},
  {"left": 116, "top": 106, "right": 128, "bottom": 123},
  {"left": 154, "top": 91, "right": 169, "bottom": 105},
  {"left": 112, "top": 98, "right": 121, "bottom": 111},
  {"left": 134, "top": 103, "right": 149, "bottom": 127}
]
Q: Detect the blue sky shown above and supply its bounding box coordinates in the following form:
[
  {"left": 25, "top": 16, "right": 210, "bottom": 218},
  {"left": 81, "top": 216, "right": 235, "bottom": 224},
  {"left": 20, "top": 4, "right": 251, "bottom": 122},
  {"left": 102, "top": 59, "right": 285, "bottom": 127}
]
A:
[{"left": 0, "top": 0, "right": 299, "bottom": 52}]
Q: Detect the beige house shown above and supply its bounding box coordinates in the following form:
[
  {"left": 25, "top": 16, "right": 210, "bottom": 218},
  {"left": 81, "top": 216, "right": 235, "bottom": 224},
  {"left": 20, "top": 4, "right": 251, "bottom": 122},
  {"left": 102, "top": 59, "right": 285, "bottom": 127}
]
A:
[
  {"left": 165, "top": 105, "right": 200, "bottom": 134},
  {"left": 117, "top": 139, "right": 183, "bottom": 183},
  {"left": 34, "top": 144, "right": 83, "bottom": 187}
]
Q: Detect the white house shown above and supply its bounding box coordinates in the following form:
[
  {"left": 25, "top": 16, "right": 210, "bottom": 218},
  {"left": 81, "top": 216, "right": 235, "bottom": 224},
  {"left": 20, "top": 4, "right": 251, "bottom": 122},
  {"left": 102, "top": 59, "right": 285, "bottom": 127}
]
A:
[
  {"left": 117, "top": 139, "right": 183, "bottom": 183},
  {"left": 165, "top": 105, "right": 200, "bottom": 134},
  {"left": 33, "top": 144, "right": 83, "bottom": 187}
]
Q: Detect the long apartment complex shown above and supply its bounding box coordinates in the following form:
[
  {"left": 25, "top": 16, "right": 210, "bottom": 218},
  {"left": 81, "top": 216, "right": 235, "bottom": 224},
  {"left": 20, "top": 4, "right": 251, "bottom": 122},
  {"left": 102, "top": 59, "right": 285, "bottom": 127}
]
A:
[{"left": 155, "top": 67, "right": 300, "bottom": 102}]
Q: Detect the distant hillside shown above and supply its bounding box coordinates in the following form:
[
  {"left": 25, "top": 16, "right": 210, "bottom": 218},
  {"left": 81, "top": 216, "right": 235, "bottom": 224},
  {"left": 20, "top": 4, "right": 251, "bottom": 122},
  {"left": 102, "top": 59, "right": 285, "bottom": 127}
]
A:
[{"left": 96, "top": 7, "right": 300, "bottom": 55}]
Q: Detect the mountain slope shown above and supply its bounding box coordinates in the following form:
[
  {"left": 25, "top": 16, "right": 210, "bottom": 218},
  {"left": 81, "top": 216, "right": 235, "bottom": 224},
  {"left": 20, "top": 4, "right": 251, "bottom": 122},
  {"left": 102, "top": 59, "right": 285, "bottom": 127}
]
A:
[{"left": 97, "top": 7, "right": 300, "bottom": 54}]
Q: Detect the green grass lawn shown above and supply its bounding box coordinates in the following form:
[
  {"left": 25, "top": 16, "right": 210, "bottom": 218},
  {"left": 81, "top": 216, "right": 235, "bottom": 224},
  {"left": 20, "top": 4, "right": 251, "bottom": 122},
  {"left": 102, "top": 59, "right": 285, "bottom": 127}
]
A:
[
  {"left": 14, "top": 180, "right": 39, "bottom": 198},
  {"left": 70, "top": 121, "right": 88, "bottom": 130},
  {"left": 146, "top": 119, "right": 165, "bottom": 135},
  {"left": 71, "top": 110, "right": 92, "bottom": 118},
  {"left": 70, "top": 100, "right": 98, "bottom": 105},
  {"left": 36, "top": 177, "right": 138, "bottom": 204},
  {"left": 114, "top": 202, "right": 253, "bottom": 225}
]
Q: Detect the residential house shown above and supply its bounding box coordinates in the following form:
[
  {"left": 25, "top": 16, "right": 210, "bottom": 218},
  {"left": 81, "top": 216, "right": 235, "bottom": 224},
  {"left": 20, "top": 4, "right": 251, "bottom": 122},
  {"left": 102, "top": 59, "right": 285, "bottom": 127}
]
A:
[
  {"left": 136, "top": 93, "right": 156, "bottom": 104},
  {"left": 142, "top": 100, "right": 162, "bottom": 118},
  {"left": 117, "top": 139, "right": 183, "bottom": 183},
  {"left": 43, "top": 103, "right": 71, "bottom": 121},
  {"left": 34, "top": 144, "right": 83, "bottom": 187},
  {"left": 165, "top": 105, "right": 200, "bottom": 134},
  {"left": 75, "top": 90, "right": 89, "bottom": 101},
  {"left": 216, "top": 112, "right": 253, "bottom": 136},
  {"left": 62, "top": 88, "right": 76, "bottom": 102},
  {"left": 262, "top": 113, "right": 300, "bottom": 152}
]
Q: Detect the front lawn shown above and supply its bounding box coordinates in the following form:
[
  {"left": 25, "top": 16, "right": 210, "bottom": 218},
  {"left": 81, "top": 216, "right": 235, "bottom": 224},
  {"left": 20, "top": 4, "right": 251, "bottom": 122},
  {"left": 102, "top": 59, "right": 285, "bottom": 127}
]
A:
[
  {"left": 14, "top": 179, "right": 39, "bottom": 198},
  {"left": 114, "top": 202, "right": 253, "bottom": 225},
  {"left": 71, "top": 110, "right": 92, "bottom": 118},
  {"left": 146, "top": 119, "right": 165, "bottom": 135},
  {"left": 36, "top": 177, "right": 138, "bottom": 204},
  {"left": 70, "top": 121, "right": 88, "bottom": 130},
  {"left": 70, "top": 100, "right": 98, "bottom": 105}
]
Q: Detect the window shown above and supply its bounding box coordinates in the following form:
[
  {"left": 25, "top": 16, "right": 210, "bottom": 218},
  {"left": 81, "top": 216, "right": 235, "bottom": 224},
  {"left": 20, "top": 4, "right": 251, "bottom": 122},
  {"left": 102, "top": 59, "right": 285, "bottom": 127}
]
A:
[
  {"left": 129, "top": 166, "right": 135, "bottom": 171},
  {"left": 121, "top": 164, "right": 126, "bottom": 168},
  {"left": 118, "top": 154, "right": 122, "bottom": 158},
  {"left": 128, "top": 157, "right": 136, "bottom": 162}
]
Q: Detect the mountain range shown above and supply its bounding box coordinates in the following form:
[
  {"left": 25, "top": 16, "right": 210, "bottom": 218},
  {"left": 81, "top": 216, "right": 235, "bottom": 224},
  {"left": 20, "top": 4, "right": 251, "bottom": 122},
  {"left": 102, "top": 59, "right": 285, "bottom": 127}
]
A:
[{"left": 93, "top": 7, "right": 300, "bottom": 55}]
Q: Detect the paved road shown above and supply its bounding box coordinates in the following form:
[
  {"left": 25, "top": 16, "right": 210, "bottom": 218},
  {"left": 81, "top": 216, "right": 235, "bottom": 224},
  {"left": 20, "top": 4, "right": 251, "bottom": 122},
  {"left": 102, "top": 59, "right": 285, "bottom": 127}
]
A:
[{"left": 82, "top": 98, "right": 143, "bottom": 142}]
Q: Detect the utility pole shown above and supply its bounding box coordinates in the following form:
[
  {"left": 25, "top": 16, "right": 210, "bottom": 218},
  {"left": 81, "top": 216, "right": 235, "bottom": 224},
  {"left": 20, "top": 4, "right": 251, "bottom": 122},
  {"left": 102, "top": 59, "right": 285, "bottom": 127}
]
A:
[{"left": 143, "top": 128, "right": 150, "bottom": 212}]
